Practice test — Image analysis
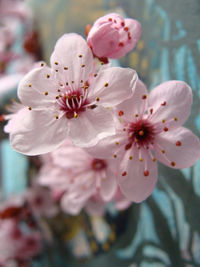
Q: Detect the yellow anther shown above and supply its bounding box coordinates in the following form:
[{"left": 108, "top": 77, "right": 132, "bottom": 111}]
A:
[
  {"left": 64, "top": 67, "right": 68, "bottom": 70},
  {"left": 74, "top": 112, "right": 78, "bottom": 118},
  {"left": 96, "top": 97, "right": 100, "bottom": 101},
  {"left": 174, "top": 117, "right": 178, "bottom": 121},
  {"left": 113, "top": 154, "right": 117, "bottom": 158},
  {"left": 104, "top": 83, "right": 109, "bottom": 87},
  {"left": 28, "top": 106, "right": 32, "bottom": 110},
  {"left": 139, "top": 158, "right": 143, "bottom": 162},
  {"left": 55, "top": 115, "right": 59, "bottom": 119},
  {"left": 152, "top": 157, "right": 157, "bottom": 162},
  {"left": 94, "top": 74, "right": 97, "bottom": 77},
  {"left": 44, "top": 91, "right": 48, "bottom": 96},
  {"left": 135, "top": 114, "right": 139, "bottom": 117},
  {"left": 81, "top": 64, "right": 85, "bottom": 67},
  {"left": 54, "top": 62, "right": 58, "bottom": 65},
  {"left": 162, "top": 119, "right": 166, "bottom": 123},
  {"left": 28, "top": 84, "right": 32, "bottom": 87},
  {"left": 129, "top": 156, "right": 133, "bottom": 160},
  {"left": 46, "top": 74, "right": 50, "bottom": 78},
  {"left": 161, "top": 149, "right": 165, "bottom": 154},
  {"left": 78, "top": 54, "right": 82, "bottom": 58},
  {"left": 115, "top": 141, "right": 119, "bottom": 145}
]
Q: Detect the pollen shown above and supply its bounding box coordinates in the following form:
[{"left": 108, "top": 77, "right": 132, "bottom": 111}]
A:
[
  {"left": 118, "top": 110, "right": 124, "bottom": 116},
  {"left": 161, "top": 149, "right": 165, "bottom": 154},
  {"left": 139, "top": 130, "right": 144, "bottom": 136},
  {"left": 113, "top": 154, "right": 117, "bottom": 158},
  {"left": 176, "top": 141, "right": 182, "bottom": 146},
  {"left": 28, "top": 106, "right": 32, "bottom": 110},
  {"left": 44, "top": 91, "right": 48, "bottom": 96},
  {"left": 142, "top": 95, "right": 147, "bottom": 99},
  {"left": 164, "top": 127, "right": 168, "bottom": 132},
  {"left": 96, "top": 97, "right": 100, "bottom": 101},
  {"left": 78, "top": 54, "right": 82, "bottom": 58},
  {"left": 122, "top": 171, "right": 127, "bottom": 176},
  {"left": 54, "top": 62, "right": 58, "bottom": 65},
  {"left": 74, "top": 112, "right": 79, "bottom": 118},
  {"left": 144, "top": 170, "right": 149, "bottom": 176},
  {"left": 161, "top": 101, "right": 166, "bottom": 106},
  {"left": 139, "top": 158, "right": 143, "bottom": 162},
  {"left": 174, "top": 117, "right": 178, "bottom": 121},
  {"left": 104, "top": 83, "right": 109, "bottom": 87},
  {"left": 129, "top": 156, "right": 133, "bottom": 160},
  {"left": 46, "top": 74, "right": 50, "bottom": 78},
  {"left": 81, "top": 64, "right": 85, "bottom": 68},
  {"left": 171, "top": 161, "right": 176, "bottom": 167},
  {"left": 28, "top": 84, "right": 32, "bottom": 87},
  {"left": 64, "top": 67, "right": 68, "bottom": 70}
]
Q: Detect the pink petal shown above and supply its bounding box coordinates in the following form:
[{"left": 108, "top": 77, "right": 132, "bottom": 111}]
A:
[
  {"left": 67, "top": 106, "right": 115, "bottom": 147},
  {"left": 18, "top": 66, "right": 58, "bottom": 108},
  {"left": 118, "top": 148, "right": 158, "bottom": 202},
  {"left": 85, "top": 199, "right": 105, "bottom": 216},
  {"left": 87, "top": 23, "right": 120, "bottom": 58},
  {"left": 100, "top": 169, "right": 117, "bottom": 201},
  {"left": 116, "top": 80, "right": 148, "bottom": 121},
  {"left": 88, "top": 67, "right": 137, "bottom": 106},
  {"left": 148, "top": 81, "right": 192, "bottom": 127},
  {"left": 50, "top": 33, "right": 94, "bottom": 88},
  {"left": 154, "top": 127, "right": 200, "bottom": 168},
  {"left": 10, "top": 109, "right": 69, "bottom": 155},
  {"left": 60, "top": 193, "right": 87, "bottom": 215}
]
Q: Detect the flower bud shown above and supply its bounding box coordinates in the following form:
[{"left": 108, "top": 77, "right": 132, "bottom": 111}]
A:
[{"left": 87, "top": 13, "right": 141, "bottom": 60}]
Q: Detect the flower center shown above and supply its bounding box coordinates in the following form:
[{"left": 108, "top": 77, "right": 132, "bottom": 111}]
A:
[
  {"left": 128, "top": 119, "right": 155, "bottom": 147},
  {"left": 92, "top": 159, "right": 107, "bottom": 171},
  {"left": 58, "top": 89, "right": 89, "bottom": 119}
]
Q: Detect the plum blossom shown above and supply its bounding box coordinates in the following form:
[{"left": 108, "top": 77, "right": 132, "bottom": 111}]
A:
[
  {"left": 87, "top": 13, "right": 141, "bottom": 61},
  {"left": 9, "top": 33, "right": 137, "bottom": 155},
  {"left": 37, "top": 140, "right": 118, "bottom": 215},
  {"left": 86, "top": 80, "right": 200, "bottom": 202}
]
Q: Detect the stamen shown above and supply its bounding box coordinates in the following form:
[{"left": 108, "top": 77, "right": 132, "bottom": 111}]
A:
[
  {"left": 118, "top": 110, "right": 124, "bottom": 116},
  {"left": 161, "top": 101, "right": 166, "bottom": 106},
  {"left": 122, "top": 171, "right": 127, "bottom": 176},
  {"left": 28, "top": 106, "right": 32, "bottom": 110},
  {"left": 104, "top": 83, "right": 109, "bottom": 87},
  {"left": 171, "top": 161, "right": 176, "bottom": 167},
  {"left": 144, "top": 170, "right": 149, "bottom": 176},
  {"left": 28, "top": 84, "right": 32, "bottom": 87},
  {"left": 44, "top": 91, "right": 48, "bottom": 96},
  {"left": 64, "top": 67, "right": 68, "bottom": 70},
  {"left": 113, "top": 154, "right": 117, "bottom": 158},
  {"left": 176, "top": 141, "right": 182, "bottom": 146}
]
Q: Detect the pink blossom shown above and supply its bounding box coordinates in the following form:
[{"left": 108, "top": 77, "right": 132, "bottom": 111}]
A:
[
  {"left": 0, "top": 219, "right": 42, "bottom": 264},
  {"left": 87, "top": 13, "right": 141, "bottom": 60},
  {"left": 37, "top": 140, "right": 118, "bottom": 215},
  {"left": 9, "top": 33, "right": 137, "bottom": 155},
  {"left": 86, "top": 80, "right": 200, "bottom": 202},
  {"left": 25, "top": 186, "right": 58, "bottom": 218}
]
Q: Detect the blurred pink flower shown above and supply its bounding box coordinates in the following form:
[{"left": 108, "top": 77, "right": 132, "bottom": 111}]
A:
[
  {"left": 25, "top": 186, "right": 58, "bottom": 218},
  {"left": 87, "top": 13, "right": 141, "bottom": 60},
  {"left": 9, "top": 33, "right": 137, "bottom": 155},
  {"left": 37, "top": 140, "right": 118, "bottom": 215},
  {"left": 86, "top": 80, "right": 200, "bottom": 202}
]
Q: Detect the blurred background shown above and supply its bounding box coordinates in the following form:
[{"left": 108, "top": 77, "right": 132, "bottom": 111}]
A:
[{"left": 0, "top": 0, "right": 200, "bottom": 266}]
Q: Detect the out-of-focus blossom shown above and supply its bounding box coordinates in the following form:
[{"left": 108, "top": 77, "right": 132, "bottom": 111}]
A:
[
  {"left": 86, "top": 80, "right": 200, "bottom": 202},
  {"left": 0, "top": 219, "right": 42, "bottom": 265},
  {"left": 37, "top": 140, "right": 118, "bottom": 215},
  {"left": 25, "top": 186, "right": 58, "bottom": 218},
  {"left": 87, "top": 13, "right": 141, "bottom": 61},
  {"left": 9, "top": 33, "right": 137, "bottom": 155}
]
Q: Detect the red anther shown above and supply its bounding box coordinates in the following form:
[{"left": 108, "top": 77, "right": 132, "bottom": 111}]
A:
[
  {"left": 108, "top": 18, "right": 112, "bottom": 22},
  {"left": 124, "top": 27, "right": 129, "bottom": 31},
  {"left": 144, "top": 170, "right": 149, "bottom": 176},
  {"left": 118, "top": 110, "right": 124, "bottom": 116},
  {"left": 161, "top": 101, "right": 166, "bottom": 106},
  {"left": 171, "top": 161, "right": 176, "bottom": 167},
  {"left": 176, "top": 141, "right": 182, "bottom": 146},
  {"left": 142, "top": 95, "right": 147, "bottom": 99},
  {"left": 125, "top": 143, "right": 132, "bottom": 150},
  {"left": 119, "top": 42, "right": 124, "bottom": 47},
  {"left": 122, "top": 171, "right": 127, "bottom": 176},
  {"left": 164, "top": 127, "right": 168, "bottom": 132},
  {"left": 121, "top": 22, "right": 125, "bottom": 27}
]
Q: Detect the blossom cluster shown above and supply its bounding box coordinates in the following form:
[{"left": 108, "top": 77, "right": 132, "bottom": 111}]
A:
[{"left": 2, "top": 12, "right": 200, "bottom": 218}]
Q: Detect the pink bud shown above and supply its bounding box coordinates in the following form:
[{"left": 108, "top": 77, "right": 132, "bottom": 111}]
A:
[{"left": 87, "top": 13, "right": 141, "bottom": 60}]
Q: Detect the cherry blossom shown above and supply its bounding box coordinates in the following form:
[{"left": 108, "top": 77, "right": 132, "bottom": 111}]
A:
[
  {"left": 37, "top": 139, "right": 118, "bottom": 215},
  {"left": 86, "top": 80, "right": 200, "bottom": 202},
  {"left": 87, "top": 13, "right": 141, "bottom": 61},
  {"left": 9, "top": 33, "right": 137, "bottom": 155}
]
